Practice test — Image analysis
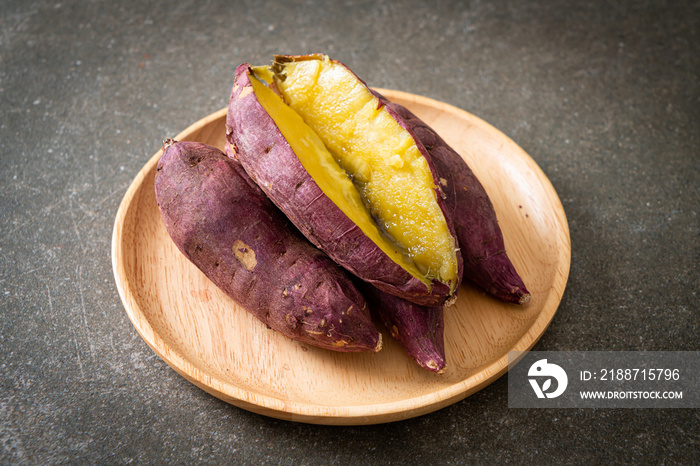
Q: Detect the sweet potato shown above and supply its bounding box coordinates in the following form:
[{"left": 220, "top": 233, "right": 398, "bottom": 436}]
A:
[
  {"left": 154, "top": 140, "right": 382, "bottom": 352},
  {"left": 226, "top": 59, "right": 462, "bottom": 307},
  {"left": 382, "top": 101, "right": 531, "bottom": 305},
  {"left": 360, "top": 283, "right": 446, "bottom": 373},
  {"left": 263, "top": 54, "right": 527, "bottom": 304}
]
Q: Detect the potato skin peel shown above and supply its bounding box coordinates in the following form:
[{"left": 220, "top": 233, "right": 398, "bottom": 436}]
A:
[
  {"left": 155, "top": 140, "right": 381, "bottom": 352},
  {"left": 226, "top": 63, "right": 461, "bottom": 307},
  {"left": 380, "top": 99, "right": 531, "bottom": 305}
]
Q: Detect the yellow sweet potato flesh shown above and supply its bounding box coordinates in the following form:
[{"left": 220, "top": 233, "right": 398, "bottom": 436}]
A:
[
  {"left": 248, "top": 75, "right": 425, "bottom": 286},
  {"left": 268, "top": 58, "right": 458, "bottom": 290}
]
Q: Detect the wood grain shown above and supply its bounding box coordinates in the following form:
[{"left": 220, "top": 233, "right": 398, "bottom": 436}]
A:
[{"left": 111, "top": 90, "right": 570, "bottom": 425}]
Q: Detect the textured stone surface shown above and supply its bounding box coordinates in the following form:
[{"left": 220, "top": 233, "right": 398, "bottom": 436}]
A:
[{"left": 0, "top": 0, "right": 697, "bottom": 463}]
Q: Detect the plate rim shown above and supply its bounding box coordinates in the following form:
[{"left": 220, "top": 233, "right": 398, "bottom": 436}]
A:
[{"left": 111, "top": 89, "right": 571, "bottom": 424}]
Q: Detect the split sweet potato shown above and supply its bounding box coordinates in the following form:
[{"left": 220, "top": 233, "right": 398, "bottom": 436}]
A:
[
  {"left": 154, "top": 140, "right": 382, "bottom": 352},
  {"left": 226, "top": 60, "right": 462, "bottom": 307},
  {"left": 263, "top": 53, "right": 527, "bottom": 304}
]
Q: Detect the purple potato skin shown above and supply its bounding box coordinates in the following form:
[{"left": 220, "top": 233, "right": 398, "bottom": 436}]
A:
[
  {"left": 360, "top": 282, "right": 446, "bottom": 373},
  {"left": 155, "top": 140, "right": 381, "bottom": 352},
  {"left": 381, "top": 100, "right": 531, "bottom": 305},
  {"left": 225, "top": 63, "right": 461, "bottom": 307}
]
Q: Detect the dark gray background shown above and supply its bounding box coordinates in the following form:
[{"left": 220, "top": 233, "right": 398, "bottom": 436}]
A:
[{"left": 1, "top": 0, "right": 698, "bottom": 463}]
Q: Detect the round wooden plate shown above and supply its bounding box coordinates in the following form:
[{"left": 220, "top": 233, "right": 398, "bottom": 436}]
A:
[{"left": 112, "top": 89, "right": 570, "bottom": 425}]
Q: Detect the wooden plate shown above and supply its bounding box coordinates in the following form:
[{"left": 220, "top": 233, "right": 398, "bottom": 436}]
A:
[{"left": 112, "top": 89, "right": 570, "bottom": 425}]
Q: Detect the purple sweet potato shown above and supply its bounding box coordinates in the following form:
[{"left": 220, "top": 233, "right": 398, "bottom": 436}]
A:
[
  {"left": 382, "top": 101, "right": 531, "bottom": 305},
  {"left": 226, "top": 61, "right": 462, "bottom": 307},
  {"left": 155, "top": 140, "right": 382, "bottom": 352},
  {"left": 360, "top": 283, "right": 446, "bottom": 373}
]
